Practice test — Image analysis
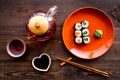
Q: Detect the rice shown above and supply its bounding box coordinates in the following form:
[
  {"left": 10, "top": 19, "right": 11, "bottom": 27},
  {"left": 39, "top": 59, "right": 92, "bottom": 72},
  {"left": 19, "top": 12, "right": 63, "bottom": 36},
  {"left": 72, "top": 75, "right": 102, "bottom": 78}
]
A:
[
  {"left": 82, "top": 29, "right": 90, "bottom": 36},
  {"left": 75, "top": 23, "right": 82, "bottom": 30},
  {"left": 75, "top": 37, "right": 82, "bottom": 44},
  {"left": 81, "top": 20, "right": 89, "bottom": 28},
  {"left": 83, "top": 36, "right": 90, "bottom": 44},
  {"left": 75, "top": 30, "right": 82, "bottom": 37}
]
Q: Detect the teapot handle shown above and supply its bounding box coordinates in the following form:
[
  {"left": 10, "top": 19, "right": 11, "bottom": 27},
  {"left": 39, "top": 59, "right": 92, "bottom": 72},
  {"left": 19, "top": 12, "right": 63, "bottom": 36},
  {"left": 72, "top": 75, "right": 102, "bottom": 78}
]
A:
[{"left": 47, "top": 6, "right": 57, "bottom": 17}]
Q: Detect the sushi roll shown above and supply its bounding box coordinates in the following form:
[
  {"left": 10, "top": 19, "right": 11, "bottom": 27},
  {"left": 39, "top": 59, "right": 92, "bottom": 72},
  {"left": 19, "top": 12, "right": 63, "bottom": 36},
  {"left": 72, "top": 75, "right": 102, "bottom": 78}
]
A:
[
  {"left": 75, "top": 23, "right": 82, "bottom": 30},
  {"left": 81, "top": 20, "right": 89, "bottom": 28},
  {"left": 75, "top": 37, "right": 82, "bottom": 44},
  {"left": 75, "top": 30, "right": 82, "bottom": 37},
  {"left": 82, "top": 29, "right": 90, "bottom": 36},
  {"left": 83, "top": 36, "right": 90, "bottom": 44}
]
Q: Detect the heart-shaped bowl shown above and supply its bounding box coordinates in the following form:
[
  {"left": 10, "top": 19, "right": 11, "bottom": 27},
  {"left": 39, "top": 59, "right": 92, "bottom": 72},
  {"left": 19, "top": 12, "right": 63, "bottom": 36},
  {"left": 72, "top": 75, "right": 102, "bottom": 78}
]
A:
[{"left": 32, "top": 53, "right": 51, "bottom": 72}]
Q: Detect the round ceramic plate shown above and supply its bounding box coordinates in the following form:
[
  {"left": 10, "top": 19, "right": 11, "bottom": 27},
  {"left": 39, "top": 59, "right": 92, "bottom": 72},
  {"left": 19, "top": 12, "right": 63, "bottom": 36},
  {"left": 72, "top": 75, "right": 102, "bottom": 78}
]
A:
[{"left": 62, "top": 7, "right": 114, "bottom": 59}]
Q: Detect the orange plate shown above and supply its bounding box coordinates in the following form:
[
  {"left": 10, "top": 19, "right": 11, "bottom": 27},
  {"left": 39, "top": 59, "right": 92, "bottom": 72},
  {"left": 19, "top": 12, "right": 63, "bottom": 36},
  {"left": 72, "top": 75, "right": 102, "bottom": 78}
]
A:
[{"left": 62, "top": 7, "right": 114, "bottom": 59}]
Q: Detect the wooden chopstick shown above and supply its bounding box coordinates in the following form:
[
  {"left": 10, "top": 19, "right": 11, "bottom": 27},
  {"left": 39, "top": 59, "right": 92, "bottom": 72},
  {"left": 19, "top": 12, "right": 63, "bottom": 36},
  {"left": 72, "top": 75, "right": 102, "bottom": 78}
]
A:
[
  {"left": 60, "top": 57, "right": 72, "bottom": 66},
  {"left": 56, "top": 57, "right": 109, "bottom": 77}
]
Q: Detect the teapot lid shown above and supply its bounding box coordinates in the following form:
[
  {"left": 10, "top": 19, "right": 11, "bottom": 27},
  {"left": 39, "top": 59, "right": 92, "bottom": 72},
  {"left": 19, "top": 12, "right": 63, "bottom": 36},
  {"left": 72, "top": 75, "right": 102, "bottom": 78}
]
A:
[{"left": 28, "top": 15, "right": 49, "bottom": 35}]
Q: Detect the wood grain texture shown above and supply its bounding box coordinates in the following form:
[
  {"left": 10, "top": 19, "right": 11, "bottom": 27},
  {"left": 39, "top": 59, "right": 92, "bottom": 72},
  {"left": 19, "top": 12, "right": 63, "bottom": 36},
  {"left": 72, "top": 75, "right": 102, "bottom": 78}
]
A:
[{"left": 0, "top": 0, "right": 120, "bottom": 80}]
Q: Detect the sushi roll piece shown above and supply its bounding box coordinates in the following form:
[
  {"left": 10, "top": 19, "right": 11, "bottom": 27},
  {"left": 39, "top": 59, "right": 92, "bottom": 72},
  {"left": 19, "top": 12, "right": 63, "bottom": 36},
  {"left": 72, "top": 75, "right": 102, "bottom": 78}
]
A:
[
  {"left": 75, "top": 37, "right": 82, "bottom": 44},
  {"left": 75, "top": 30, "right": 82, "bottom": 37},
  {"left": 83, "top": 36, "right": 90, "bottom": 44},
  {"left": 82, "top": 29, "right": 90, "bottom": 36},
  {"left": 75, "top": 23, "right": 82, "bottom": 30},
  {"left": 81, "top": 20, "right": 89, "bottom": 28}
]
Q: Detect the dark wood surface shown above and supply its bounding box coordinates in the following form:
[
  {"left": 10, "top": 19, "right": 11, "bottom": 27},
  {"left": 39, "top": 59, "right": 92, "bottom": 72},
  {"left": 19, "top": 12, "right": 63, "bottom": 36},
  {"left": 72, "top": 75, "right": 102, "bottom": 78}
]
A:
[{"left": 0, "top": 0, "right": 120, "bottom": 80}]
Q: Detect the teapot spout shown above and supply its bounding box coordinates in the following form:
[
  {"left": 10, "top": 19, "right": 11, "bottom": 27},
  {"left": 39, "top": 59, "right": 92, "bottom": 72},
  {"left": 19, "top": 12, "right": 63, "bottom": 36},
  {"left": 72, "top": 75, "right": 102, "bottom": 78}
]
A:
[{"left": 47, "top": 6, "right": 57, "bottom": 17}]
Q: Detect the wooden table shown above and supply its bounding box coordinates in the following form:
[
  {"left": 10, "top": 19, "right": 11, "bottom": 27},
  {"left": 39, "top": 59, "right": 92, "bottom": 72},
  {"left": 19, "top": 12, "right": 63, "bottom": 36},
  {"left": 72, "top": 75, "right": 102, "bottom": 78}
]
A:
[{"left": 0, "top": 0, "right": 120, "bottom": 80}]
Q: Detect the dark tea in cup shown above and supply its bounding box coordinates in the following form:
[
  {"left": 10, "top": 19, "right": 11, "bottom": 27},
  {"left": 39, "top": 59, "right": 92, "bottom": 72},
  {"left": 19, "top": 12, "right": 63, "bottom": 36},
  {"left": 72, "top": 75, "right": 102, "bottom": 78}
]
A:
[{"left": 6, "top": 38, "right": 26, "bottom": 58}]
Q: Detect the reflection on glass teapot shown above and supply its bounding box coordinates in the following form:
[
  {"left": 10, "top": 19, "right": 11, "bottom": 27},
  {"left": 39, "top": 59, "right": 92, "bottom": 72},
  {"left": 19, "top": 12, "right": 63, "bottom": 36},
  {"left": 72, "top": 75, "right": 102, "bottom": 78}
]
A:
[{"left": 26, "top": 6, "right": 57, "bottom": 42}]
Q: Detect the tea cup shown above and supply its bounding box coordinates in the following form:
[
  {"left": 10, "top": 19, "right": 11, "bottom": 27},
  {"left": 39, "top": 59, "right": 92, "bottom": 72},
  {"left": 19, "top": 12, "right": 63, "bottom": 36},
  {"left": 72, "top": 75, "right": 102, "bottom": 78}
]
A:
[{"left": 6, "top": 38, "right": 26, "bottom": 58}]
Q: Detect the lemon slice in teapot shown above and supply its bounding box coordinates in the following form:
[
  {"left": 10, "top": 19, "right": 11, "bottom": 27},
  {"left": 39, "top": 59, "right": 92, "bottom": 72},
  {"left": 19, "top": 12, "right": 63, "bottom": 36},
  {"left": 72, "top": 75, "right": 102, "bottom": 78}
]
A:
[{"left": 28, "top": 16, "right": 49, "bottom": 35}]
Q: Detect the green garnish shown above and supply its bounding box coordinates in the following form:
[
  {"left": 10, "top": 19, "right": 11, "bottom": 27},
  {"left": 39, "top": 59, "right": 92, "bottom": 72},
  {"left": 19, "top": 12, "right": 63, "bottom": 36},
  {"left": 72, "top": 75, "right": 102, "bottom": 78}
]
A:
[
  {"left": 83, "top": 21, "right": 87, "bottom": 26},
  {"left": 84, "top": 38, "right": 88, "bottom": 41},
  {"left": 94, "top": 30, "right": 103, "bottom": 38},
  {"left": 84, "top": 31, "right": 87, "bottom": 34}
]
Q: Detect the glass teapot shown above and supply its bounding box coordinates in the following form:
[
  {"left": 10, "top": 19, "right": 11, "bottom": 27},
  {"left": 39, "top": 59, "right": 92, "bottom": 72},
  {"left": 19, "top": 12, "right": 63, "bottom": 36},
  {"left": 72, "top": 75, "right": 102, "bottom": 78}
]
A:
[{"left": 26, "top": 6, "right": 57, "bottom": 42}]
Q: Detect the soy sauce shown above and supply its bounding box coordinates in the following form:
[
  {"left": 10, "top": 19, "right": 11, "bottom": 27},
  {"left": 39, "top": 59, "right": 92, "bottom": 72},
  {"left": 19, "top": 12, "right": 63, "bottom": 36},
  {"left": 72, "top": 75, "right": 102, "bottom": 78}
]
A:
[{"left": 34, "top": 55, "right": 49, "bottom": 69}]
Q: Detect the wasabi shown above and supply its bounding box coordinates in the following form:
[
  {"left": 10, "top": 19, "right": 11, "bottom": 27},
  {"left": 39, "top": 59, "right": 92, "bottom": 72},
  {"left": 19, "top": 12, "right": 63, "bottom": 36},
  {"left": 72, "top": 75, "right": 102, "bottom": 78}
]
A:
[{"left": 94, "top": 30, "right": 103, "bottom": 38}]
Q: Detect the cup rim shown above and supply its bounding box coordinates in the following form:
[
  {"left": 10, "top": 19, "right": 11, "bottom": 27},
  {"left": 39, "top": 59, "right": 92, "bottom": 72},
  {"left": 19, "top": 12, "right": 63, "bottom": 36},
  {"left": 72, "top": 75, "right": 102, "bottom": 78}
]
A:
[
  {"left": 32, "top": 53, "right": 51, "bottom": 72},
  {"left": 6, "top": 38, "right": 26, "bottom": 58}
]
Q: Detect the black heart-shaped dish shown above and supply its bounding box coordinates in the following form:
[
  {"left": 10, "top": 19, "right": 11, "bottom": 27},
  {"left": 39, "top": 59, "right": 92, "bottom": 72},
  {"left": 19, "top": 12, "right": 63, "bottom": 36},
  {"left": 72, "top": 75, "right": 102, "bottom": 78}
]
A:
[{"left": 32, "top": 53, "right": 51, "bottom": 72}]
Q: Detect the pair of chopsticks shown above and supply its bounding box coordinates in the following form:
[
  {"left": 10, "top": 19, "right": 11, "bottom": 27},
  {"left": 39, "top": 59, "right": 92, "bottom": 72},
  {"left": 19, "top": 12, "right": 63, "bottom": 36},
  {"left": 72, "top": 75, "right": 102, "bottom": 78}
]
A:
[{"left": 56, "top": 57, "right": 109, "bottom": 77}]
